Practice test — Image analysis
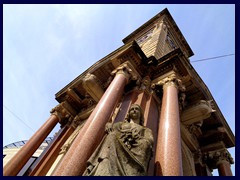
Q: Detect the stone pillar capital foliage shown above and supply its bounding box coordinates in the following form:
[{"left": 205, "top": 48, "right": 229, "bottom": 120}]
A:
[
  {"left": 111, "top": 61, "right": 141, "bottom": 84},
  {"left": 203, "top": 149, "right": 234, "bottom": 166},
  {"left": 50, "top": 102, "right": 72, "bottom": 126},
  {"left": 154, "top": 74, "right": 186, "bottom": 92}
]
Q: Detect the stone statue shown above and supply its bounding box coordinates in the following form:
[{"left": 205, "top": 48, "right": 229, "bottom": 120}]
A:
[{"left": 83, "top": 104, "right": 154, "bottom": 176}]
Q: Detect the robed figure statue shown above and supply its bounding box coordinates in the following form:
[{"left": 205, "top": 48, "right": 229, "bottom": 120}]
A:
[{"left": 83, "top": 104, "right": 154, "bottom": 176}]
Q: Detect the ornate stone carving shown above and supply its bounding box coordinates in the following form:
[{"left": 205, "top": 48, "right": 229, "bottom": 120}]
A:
[
  {"left": 67, "top": 88, "right": 82, "bottom": 105},
  {"left": 85, "top": 94, "right": 95, "bottom": 108},
  {"left": 50, "top": 102, "right": 73, "bottom": 126},
  {"left": 72, "top": 115, "right": 82, "bottom": 129},
  {"left": 82, "top": 73, "right": 104, "bottom": 102},
  {"left": 59, "top": 120, "right": 86, "bottom": 155},
  {"left": 203, "top": 149, "right": 234, "bottom": 169},
  {"left": 138, "top": 76, "right": 153, "bottom": 94},
  {"left": 111, "top": 61, "right": 141, "bottom": 84},
  {"left": 103, "top": 76, "right": 113, "bottom": 89},
  {"left": 187, "top": 121, "right": 203, "bottom": 139},
  {"left": 181, "top": 100, "right": 216, "bottom": 125},
  {"left": 83, "top": 104, "right": 154, "bottom": 176},
  {"left": 179, "top": 92, "right": 186, "bottom": 112},
  {"left": 152, "top": 73, "right": 186, "bottom": 92},
  {"left": 194, "top": 149, "right": 203, "bottom": 164},
  {"left": 71, "top": 106, "right": 95, "bottom": 129}
]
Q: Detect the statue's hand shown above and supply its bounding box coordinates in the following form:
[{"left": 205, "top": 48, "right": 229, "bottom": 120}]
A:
[{"left": 105, "top": 122, "right": 113, "bottom": 134}]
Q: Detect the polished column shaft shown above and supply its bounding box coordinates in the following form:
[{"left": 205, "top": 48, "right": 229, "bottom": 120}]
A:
[
  {"left": 3, "top": 115, "right": 59, "bottom": 176},
  {"left": 155, "top": 81, "right": 183, "bottom": 176},
  {"left": 52, "top": 71, "right": 129, "bottom": 176},
  {"left": 217, "top": 160, "right": 233, "bottom": 176}
]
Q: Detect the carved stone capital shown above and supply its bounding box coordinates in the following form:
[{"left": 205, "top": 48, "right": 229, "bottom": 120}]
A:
[
  {"left": 50, "top": 102, "right": 73, "bottom": 126},
  {"left": 152, "top": 73, "right": 185, "bottom": 92},
  {"left": 203, "top": 149, "right": 234, "bottom": 169},
  {"left": 111, "top": 61, "right": 141, "bottom": 84}
]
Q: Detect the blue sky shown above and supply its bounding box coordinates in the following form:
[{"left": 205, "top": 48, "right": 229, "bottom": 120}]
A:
[{"left": 3, "top": 4, "right": 235, "bottom": 176}]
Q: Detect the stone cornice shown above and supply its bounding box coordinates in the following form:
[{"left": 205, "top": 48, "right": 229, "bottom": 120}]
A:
[
  {"left": 55, "top": 41, "right": 146, "bottom": 101},
  {"left": 177, "top": 52, "right": 235, "bottom": 148}
]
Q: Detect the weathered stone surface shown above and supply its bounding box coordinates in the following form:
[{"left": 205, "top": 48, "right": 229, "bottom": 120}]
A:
[{"left": 83, "top": 104, "right": 154, "bottom": 176}]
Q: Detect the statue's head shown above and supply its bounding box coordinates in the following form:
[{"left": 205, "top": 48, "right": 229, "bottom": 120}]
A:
[{"left": 125, "top": 104, "right": 144, "bottom": 126}]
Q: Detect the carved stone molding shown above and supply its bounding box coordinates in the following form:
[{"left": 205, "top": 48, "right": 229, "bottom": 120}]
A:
[
  {"left": 82, "top": 73, "right": 104, "bottom": 102},
  {"left": 66, "top": 88, "right": 82, "bottom": 106},
  {"left": 194, "top": 149, "right": 203, "bottom": 164},
  {"left": 71, "top": 115, "right": 85, "bottom": 129},
  {"left": 180, "top": 123, "right": 200, "bottom": 152},
  {"left": 111, "top": 61, "right": 141, "bottom": 84},
  {"left": 179, "top": 92, "right": 186, "bottom": 112},
  {"left": 141, "top": 76, "right": 153, "bottom": 93},
  {"left": 103, "top": 76, "right": 113, "bottom": 89},
  {"left": 50, "top": 102, "right": 73, "bottom": 126},
  {"left": 181, "top": 100, "right": 216, "bottom": 125},
  {"left": 186, "top": 122, "right": 203, "bottom": 140},
  {"left": 84, "top": 94, "right": 95, "bottom": 108},
  {"left": 71, "top": 106, "right": 95, "bottom": 129}
]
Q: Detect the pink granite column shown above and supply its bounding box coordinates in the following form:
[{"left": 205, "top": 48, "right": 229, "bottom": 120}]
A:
[
  {"left": 155, "top": 77, "right": 184, "bottom": 176},
  {"left": 3, "top": 115, "right": 59, "bottom": 176},
  {"left": 215, "top": 150, "right": 234, "bottom": 176},
  {"left": 52, "top": 63, "right": 134, "bottom": 176},
  {"left": 217, "top": 160, "right": 233, "bottom": 176}
]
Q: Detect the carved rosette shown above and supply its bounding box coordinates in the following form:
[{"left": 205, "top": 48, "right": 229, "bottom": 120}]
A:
[
  {"left": 50, "top": 102, "right": 73, "bottom": 126},
  {"left": 203, "top": 149, "right": 234, "bottom": 169}
]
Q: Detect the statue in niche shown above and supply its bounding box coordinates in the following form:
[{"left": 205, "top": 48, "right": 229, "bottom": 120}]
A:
[{"left": 83, "top": 104, "right": 154, "bottom": 176}]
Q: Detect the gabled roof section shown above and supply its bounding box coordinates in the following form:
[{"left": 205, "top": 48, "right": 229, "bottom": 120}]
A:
[{"left": 122, "top": 8, "right": 194, "bottom": 58}]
